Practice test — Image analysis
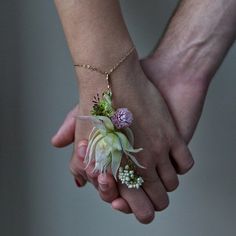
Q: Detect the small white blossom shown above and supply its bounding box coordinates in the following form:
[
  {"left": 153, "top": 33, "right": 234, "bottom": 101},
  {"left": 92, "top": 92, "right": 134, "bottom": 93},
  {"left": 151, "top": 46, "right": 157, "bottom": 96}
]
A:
[{"left": 118, "top": 165, "right": 144, "bottom": 189}]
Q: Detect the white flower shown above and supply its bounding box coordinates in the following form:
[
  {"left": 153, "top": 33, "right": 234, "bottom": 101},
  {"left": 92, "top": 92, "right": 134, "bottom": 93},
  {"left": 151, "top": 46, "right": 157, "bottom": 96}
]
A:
[{"left": 79, "top": 115, "right": 144, "bottom": 180}]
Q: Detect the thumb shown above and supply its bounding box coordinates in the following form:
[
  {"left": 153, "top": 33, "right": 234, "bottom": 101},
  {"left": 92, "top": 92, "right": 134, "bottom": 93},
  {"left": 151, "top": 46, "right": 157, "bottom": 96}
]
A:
[{"left": 51, "top": 105, "right": 78, "bottom": 148}]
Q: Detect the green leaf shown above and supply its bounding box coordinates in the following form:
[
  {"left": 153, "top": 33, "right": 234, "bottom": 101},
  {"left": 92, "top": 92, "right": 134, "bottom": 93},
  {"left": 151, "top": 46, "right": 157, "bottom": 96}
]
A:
[
  {"left": 96, "top": 116, "right": 114, "bottom": 131},
  {"left": 88, "top": 127, "right": 96, "bottom": 140},
  {"left": 86, "top": 133, "right": 103, "bottom": 168},
  {"left": 79, "top": 116, "right": 107, "bottom": 133},
  {"left": 115, "top": 131, "right": 130, "bottom": 150},
  {"left": 103, "top": 133, "right": 122, "bottom": 151},
  {"left": 94, "top": 139, "right": 111, "bottom": 172},
  {"left": 126, "top": 147, "right": 143, "bottom": 153},
  {"left": 85, "top": 129, "right": 100, "bottom": 163},
  {"left": 103, "top": 92, "right": 112, "bottom": 106},
  {"left": 123, "top": 127, "right": 134, "bottom": 146},
  {"left": 111, "top": 150, "right": 122, "bottom": 180},
  {"left": 124, "top": 151, "right": 145, "bottom": 169}
]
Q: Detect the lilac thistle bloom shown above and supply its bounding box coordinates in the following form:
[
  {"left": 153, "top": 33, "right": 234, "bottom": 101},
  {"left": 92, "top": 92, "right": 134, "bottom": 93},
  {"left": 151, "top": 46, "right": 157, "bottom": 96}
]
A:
[{"left": 111, "top": 108, "right": 133, "bottom": 129}]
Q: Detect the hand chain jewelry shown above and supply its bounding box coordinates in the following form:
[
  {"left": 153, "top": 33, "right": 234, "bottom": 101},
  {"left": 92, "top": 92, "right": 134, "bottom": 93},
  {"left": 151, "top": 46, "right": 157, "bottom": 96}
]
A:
[{"left": 74, "top": 46, "right": 135, "bottom": 92}]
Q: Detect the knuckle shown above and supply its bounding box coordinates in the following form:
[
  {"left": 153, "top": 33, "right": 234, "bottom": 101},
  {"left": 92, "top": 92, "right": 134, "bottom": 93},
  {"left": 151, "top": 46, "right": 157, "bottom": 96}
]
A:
[
  {"left": 156, "top": 155, "right": 169, "bottom": 166},
  {"left": 150, "top": 137, "right": 169, "bottom": 155},
  {"left": 69, "top": 160, "right": 81, "bottom": 176},
  {"left": 139, "top": 170, "right": 157, "bottom": 183},
  {"left": 86, "top": 167, "right": 99, "bottom": 180},
  {"left": 151, "top": 145, "right": 166, "bottom": 157}
]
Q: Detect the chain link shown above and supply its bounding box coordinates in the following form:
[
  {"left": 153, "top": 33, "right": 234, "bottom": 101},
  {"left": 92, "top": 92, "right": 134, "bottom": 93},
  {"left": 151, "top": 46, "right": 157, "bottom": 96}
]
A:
[{"left": 74, "top": 46, "right": 135, "bottom": 90}]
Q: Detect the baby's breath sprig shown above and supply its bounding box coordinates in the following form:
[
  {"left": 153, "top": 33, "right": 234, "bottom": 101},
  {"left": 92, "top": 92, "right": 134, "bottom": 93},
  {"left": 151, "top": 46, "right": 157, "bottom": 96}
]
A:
[{"left": 118, "top": 164, "right": 144, "bottom": 189}]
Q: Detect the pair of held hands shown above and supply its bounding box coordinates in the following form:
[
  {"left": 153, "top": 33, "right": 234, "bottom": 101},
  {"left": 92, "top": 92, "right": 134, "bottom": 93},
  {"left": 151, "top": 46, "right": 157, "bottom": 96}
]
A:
[{"left": 52, "top": 53, "right": 204, "bottom": 224}]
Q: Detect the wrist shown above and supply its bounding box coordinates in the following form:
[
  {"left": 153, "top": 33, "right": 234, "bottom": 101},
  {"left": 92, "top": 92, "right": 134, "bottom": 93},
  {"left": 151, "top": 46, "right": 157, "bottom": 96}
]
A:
[
  {"left": 146, "top": 46, "right": 213, "bottom": 89},
  {"left": 148, "top": 0, "right": 236, "bottom": 89},
  {"left": 141, "top": 54, "right": 210, "bottom": 102},
  {"left": 141, "top": 55, "right": 208, "bottom": 143},
  {"left": 76, "top": 46, "right": 141, "bottom": 103},
  {"left": 74, "top": 40, "right": 134, "bottom": 71}
]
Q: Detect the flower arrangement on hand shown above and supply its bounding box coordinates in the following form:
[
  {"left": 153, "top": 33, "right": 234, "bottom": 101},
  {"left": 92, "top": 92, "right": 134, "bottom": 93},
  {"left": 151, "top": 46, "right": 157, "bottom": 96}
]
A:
[{"left": 79, "top": 91, "right": 144, "bottom": 188}]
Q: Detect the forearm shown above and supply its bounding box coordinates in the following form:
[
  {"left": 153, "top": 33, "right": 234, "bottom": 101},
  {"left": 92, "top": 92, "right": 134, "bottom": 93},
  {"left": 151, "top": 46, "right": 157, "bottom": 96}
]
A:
[
  {"left": 54, "top": 0, "right": 134, "bottom": 71},
  {"left": 151, "top": 0, "right": 236, "bottom": 85},
  {"left": 141, "top": 0, "right": 236, "bottom": 142}
]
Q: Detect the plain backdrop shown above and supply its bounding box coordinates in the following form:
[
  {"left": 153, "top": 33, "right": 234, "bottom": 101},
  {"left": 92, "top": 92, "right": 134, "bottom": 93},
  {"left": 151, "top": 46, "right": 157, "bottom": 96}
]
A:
[{"left": 1, "top": 1, "right": 236, "bottom": 236}]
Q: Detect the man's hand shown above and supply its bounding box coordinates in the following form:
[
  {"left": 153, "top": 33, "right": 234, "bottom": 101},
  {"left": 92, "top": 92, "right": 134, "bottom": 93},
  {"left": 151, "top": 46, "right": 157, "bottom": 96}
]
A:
[{"left": 53, "top": 0, "right": 236, "bottom": 224}]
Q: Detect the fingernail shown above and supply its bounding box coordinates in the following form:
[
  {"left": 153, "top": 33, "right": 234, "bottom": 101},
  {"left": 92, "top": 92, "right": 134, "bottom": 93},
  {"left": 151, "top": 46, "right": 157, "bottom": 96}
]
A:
[
  {"left": 51, "top": 131, "right": 60, "bottom": 143},
  {"left": 98, "top": 174, "right": 109, "bottom": 191},
  {"left": 113, "top": 207, "right": 123, "bottom": 213},
  {"left": 77, "top": 144, "right": 87, "bottom": 158},
  {"left": 99, "top": 182, "right": 109, "bottom": 191},
  {"left": 75, "top": 178, "right": 82, "bottom": 187},
  {"left": 55, "top": 126, "right": 63, "bottom": 137}
]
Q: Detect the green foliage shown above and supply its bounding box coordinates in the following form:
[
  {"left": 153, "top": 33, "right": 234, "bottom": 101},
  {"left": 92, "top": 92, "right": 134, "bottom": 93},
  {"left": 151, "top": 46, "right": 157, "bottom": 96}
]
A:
[{"left": 90, "top": 92, "right": 114, "bottom": 117}]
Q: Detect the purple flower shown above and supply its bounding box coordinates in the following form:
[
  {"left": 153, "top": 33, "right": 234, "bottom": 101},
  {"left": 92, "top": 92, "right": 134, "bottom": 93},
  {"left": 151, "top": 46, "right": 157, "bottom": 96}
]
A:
[{"left": 111, "top": 108, "right": 133, "bottom": 129}]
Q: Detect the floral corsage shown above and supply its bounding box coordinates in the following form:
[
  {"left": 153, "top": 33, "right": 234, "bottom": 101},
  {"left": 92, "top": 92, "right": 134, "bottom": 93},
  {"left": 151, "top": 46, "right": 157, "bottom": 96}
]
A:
[{"left": 79, "top": 91, "right": 144, "bottom": 189}]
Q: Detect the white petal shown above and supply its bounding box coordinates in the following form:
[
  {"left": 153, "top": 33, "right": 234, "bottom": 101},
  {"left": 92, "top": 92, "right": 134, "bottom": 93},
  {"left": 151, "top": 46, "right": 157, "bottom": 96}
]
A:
[
  {"left": 95, "top": 139, "right": 111, "bottom": 162},
  {"left": 124, "top": 151, "right": 145, "bottom": 169},
  {"left": 115, "top": 132, "right": 129, "bottom": 150},
  {"left": 94, "top": 140, "right": 111, "bottom": 172},
  {"left": 116, "top": 131, "right": 143, "bottom": 153},
  {"left": 126, "top": 147, "right": 143, "bottom": 153},
  {"left": 96, "top": 116, "right": 114, "bottom": 131},
  {"left": 123, "top": 127, "right": 134, "bottom": 146},
  {"left": 85, "top": 133, "right": 103, "bottom": 168},
  {"left": 94, "top": 155, "right": 111, "bottom": 173},
  {"left": 111, "top": 150, "right": 122, "bottom": 180},
  {"left": 84, "top": 129, "right": 100, "bottom": 163},
  {"left": 104, "top": 133, "right": 122, "bottom": 151},
  {"left": 78, "top": 116, "right": 107, "bottom": 133},
  {"left": 88, "top": 127, "right": 96, "bottom": 140}
]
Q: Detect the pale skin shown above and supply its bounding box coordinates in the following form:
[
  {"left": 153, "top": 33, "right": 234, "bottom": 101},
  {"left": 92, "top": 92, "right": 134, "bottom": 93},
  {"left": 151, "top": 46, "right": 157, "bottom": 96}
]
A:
[{"left": 52, "top": 0, "right": 236, "bottom": 224}]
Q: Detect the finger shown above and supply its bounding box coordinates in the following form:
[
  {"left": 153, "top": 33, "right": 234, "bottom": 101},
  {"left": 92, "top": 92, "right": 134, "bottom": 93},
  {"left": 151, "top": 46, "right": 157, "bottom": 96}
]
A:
[
  {"left": 171, "top": 138, "right": 194, "bottom": 174},
  {"left": 118, "top": 183, "right": 155, "bottom": 224},
  {"left": 85, "top": 160, "right": 99, "bottom": 189},
  {"left": 97, "top": 173, "right": 119, "bottom": 203},
  {"left": 112, "top": 198, "right": 132, "bottom": 214},
  {"left": 51, "top": 105, "right": 78, "bottom": 147},
  {"left": 70, "top": 104, "right": 98, "bottom": 188},
  {"left": 69, "top": 140, "right": 88, "bottom": 186},
  {"left": 140, "top": 169, "right": 170, "bottom": 211},
  {"left": 71, "top": 107, "right": 99, "bottom": 187},
  {"left": 156, "top": 155, "right": 179, "bottom": 192},
  {"left": 74, "top": 176, "right": 87, "bottom": 188}
]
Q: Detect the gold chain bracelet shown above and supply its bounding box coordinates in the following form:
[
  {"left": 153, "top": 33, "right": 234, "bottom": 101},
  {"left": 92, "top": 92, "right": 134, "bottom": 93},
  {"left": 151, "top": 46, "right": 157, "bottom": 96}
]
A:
[{"left": 74, "top": 46, "right": 135, "bottom": 91}]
